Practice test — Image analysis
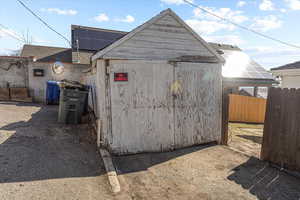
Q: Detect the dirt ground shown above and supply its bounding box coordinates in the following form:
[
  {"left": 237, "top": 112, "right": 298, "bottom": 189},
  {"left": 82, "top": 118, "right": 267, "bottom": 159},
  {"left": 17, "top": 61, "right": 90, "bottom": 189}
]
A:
[
  {"left": 228, "top": 123, "right": 264, "bottom": 158},
  {"left": 1, "top": 102, "right": 300, "bottom": 200},
  {"left": 114, "top": 144, "right": 300, "bottom": 200},
  {"left": 0, "top": 102, "right": 115, "bottom": 200}
]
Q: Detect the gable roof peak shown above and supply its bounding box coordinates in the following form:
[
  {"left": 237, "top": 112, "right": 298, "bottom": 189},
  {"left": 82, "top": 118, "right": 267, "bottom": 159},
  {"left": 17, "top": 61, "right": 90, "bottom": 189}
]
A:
[{"left": 92, "top": 9, "right": 224, "bottom": 62}]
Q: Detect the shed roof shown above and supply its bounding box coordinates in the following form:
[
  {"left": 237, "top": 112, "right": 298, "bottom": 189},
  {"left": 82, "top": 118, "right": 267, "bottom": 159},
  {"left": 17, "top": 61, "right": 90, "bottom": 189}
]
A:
[
  {"left": 21, "top": 44, "right": 72, "bottom": 63},
  {"left": 210, "top": 43, "right": 274, "bottom": 81},
  {"left": 271, "top": 61, "right": 300, "bottom": 71},
  {"left": 92, "top": 9, "right": 224, "bottom": 62}
]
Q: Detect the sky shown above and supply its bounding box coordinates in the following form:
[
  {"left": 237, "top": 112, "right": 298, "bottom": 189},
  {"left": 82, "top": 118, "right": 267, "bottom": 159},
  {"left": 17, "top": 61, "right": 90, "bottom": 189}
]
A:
[{"left": 1, "top": 0, "right": 300, "bottom": 69}]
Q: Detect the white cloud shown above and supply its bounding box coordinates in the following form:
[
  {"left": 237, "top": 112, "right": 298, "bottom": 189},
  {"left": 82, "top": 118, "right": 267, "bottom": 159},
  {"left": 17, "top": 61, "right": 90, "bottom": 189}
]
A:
[
  {"left": 259, "top": 0, "right": 275, "bottom": 11},
  {"left": 245, "top": 46, "right": 300, "bottom": 69},
  {"left": 41, "top": 8, "right": 77, "bottom": 15},
  {"left": 251, "top": 15, "right": 282, "bottom": 32},
  {"left": 160, "top": 0, "right": 193, "bottom": 5},
  {"left": 116, "top": 15, "right": 135, "bottom": 23},
  {"left": 94, "top": 13, "right": 109, "bottom": 22},
  {"left": 193, "top": 7, "right": 248, "bottom": 24},
  {"left": 203, "top": 35, "right": 246, "bottom": 46},
  {"left": 280, "top": 8, "right": 287, "bottom": 12},
  {"left": 186, "top": 19, "right": 235, "bottom": 35},
  {"left": 285, "top": 0, "right": 300, "bottom": 10},
  {"left": 186, "top": 7, "right": 248, "bottom": 35},
  {"left": 237, "top": 1, "right": 247, "bottom": 7}
]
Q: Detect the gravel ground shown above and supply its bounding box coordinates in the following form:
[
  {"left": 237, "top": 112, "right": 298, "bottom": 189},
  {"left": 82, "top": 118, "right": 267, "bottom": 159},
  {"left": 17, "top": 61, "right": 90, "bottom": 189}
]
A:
[{"left": 0, "top": 102, "right": 115, "bottom": 200}]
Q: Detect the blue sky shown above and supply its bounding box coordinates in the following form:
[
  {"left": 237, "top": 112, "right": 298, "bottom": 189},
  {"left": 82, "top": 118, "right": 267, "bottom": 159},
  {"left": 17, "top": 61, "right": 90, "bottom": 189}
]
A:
[{"left": 1, "top": 0, "right": 300, "bottom": 69}]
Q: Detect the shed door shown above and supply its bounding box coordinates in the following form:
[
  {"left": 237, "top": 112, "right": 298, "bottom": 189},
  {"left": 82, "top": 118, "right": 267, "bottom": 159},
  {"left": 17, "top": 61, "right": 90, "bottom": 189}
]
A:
[
  {"left": 174, "top": 62, "right": 221, "bottom": 148},
  {"left": 109, "top": 61, "right": 175, "bottom": 154}
]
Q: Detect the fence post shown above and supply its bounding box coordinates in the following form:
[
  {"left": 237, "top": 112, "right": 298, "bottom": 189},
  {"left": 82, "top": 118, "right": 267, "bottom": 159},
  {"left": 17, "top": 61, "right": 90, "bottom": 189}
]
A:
[{"left": 221, "top": 88, "right": 230, "bottom": 145}]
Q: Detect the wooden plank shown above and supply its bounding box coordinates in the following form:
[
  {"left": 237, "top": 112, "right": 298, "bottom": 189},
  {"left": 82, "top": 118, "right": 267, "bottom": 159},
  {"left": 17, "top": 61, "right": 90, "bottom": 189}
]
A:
[
  {"left": 105, "top": 46, "right": 211, "bottom": 61},
  {"left": 96, "top": 60, "right": 110, "bottom": 147},
  {"left": 137, "top": 30, "right": 197, "bottom": 41},
  {"left": 268, "top": 88, "right": 283, "bottom": 165},
  {"left": 10, "top": 88, "right": 29, "bottom": 99},
  {"left": 129, "top": 36, "right": 202, "bottom": 47},
  {"left": 295, "top": 89, "right": 300, "bottom": 171},
  {"left": 0, "top": 88, "right": 10, "bottom": 101},
  {"left": 261, "top": 87, "right": 273, "bottom": 160},
  {"left": 221, "top": 88, "right": 230, "bottom": 145},
  {"left": 109, "top": 60, "right": 175, "bottom": 154},
  {"left": 278, "top": 88, "right": 289, "bottom": 168},
  {"left": 174, "top": 62, "right": 222, "bottom": 148},
  {"left": 286, "top": 88, "right": 297, "bottom": 170},
  {"left": 261, "top": 87, "right": 300, "bottom": 171},
  {"left": 228, "top": 94, "right": 266, "bottom": 123},
  {"left": 121, "top": 39, "right": 210, "bottom": 52}
]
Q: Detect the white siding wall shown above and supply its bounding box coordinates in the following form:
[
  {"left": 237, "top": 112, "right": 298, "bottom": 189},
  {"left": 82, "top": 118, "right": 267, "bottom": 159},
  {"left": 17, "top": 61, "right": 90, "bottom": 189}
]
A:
[{"left": 281, "top": 75, "right": 300, "bottom": 89}]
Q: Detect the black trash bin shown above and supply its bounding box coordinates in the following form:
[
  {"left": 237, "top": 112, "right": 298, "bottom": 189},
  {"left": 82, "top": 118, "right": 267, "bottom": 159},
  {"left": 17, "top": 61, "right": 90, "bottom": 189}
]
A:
[{"left": 58, "top": 82, "right": 88, "bottom": 124}]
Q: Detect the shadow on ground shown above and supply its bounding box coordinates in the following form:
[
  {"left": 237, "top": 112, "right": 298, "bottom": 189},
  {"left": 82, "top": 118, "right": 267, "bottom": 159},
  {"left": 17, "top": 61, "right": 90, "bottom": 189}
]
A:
[
  {"left": 236, "top": 134, "right": 262, "bottom": 144},
  {"left": 113, "top": 143, "right": 216, "bottom": 174},
  {"left": 0, "top": 102, "right": 104, "bottom": 183},
  {"left": 228, "top": 156, "right": 300, "bottom": 200}
]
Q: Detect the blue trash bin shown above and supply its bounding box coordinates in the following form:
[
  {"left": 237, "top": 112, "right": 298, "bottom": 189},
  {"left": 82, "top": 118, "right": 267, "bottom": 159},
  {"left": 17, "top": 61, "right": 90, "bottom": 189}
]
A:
[{"left": 46, "top": 81, "right": 60, "bottom": 105}]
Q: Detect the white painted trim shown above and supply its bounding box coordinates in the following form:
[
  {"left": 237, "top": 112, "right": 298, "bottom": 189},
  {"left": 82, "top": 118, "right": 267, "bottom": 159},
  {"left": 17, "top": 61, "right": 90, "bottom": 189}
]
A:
[{"left": 99, "top": 148, "right": 121, "bottom": 193}]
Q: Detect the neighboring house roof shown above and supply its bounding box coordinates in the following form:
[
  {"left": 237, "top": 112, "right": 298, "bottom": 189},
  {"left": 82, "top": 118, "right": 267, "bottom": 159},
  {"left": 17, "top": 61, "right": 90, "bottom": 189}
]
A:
[
  {"left": 210, "top": 42, "right": 274, "bottom": 81},
  {"left": 21, "top": 44, "right": 72, "bottom": 63},
  {"left": 21, "top": 44, "right": 92, "bottom": 65},
  {"left": 71, "top": 25, "right": 127, "bottom": 52},
  {"left": 271, "top": 61, "right": 300, "bottom": 71},
  {"left": 92, "top": 9, "right": 224, "bottom": 62}
]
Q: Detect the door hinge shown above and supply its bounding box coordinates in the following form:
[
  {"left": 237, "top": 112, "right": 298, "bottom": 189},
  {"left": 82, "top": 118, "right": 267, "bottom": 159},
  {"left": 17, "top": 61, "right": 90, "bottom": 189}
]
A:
[{"left": 105, "top": 66, "right": 111, "bottom": 75}]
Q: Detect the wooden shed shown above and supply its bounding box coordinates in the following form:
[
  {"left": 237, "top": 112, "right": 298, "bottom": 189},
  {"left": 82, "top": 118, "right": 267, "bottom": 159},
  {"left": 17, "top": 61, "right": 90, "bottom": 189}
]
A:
[{"left": 90, "top": 9, "right": 224, "bottom": 155}]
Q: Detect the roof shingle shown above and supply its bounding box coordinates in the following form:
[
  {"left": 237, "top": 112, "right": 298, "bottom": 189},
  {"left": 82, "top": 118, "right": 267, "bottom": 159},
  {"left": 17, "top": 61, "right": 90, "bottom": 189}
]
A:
[{"left": 271, "top": 61, "right": 300, "bottom": 71}]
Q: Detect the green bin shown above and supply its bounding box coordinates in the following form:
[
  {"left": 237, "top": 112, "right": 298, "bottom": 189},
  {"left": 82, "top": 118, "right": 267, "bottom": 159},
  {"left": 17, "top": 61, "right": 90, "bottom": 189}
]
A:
[{"left": 58, "top": 88, "right": 88, "bottom": 124}]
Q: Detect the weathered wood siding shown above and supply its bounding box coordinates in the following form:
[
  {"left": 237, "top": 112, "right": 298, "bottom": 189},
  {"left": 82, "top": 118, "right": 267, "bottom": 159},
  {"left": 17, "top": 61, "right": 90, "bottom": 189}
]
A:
[
  {"left": 104, "top": 60, "right": 221, "bottom": 155},
  {"left": 174, "top": 62, "right": 222, "bottom": 148},
  {"left": 109, "top": 60, "right": 175, "bottom": 154},
  {"left": 84, "top": 73, "right": 98, "bottom": 117},
  {"left": 261, "top": 88, "right": 300, "bottom": 171},
  {"left": 96, "top": 60, "right": 110, "bottom": 146},
  {"left": 103, "top": 14, "right": 214, "bottom": 60}
]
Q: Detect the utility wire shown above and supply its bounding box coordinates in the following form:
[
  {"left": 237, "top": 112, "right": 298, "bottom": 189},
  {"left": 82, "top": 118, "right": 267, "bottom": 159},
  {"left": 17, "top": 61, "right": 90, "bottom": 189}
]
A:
[
  {"left": 16, "top": 0, "right": 72, "bottom": 47},
  {"left": 0, "top": 24, "right": 26, "bottom": 43},
  {"left": 183, "top": 0, "right": 300, "bottom": 50}
]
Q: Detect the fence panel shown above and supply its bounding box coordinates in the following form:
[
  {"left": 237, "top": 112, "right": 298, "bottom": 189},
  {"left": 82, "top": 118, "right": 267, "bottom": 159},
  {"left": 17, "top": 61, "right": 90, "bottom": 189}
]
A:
[
  {"left": 229, "top": 94, "right": 267, "bottom": 123},
  {"left": 261, "top": 87, "right": 300, "bottom": 172}
]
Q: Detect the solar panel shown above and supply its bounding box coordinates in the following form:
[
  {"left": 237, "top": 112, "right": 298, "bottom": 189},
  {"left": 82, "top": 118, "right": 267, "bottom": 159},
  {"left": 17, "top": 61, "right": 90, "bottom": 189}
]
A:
[
  {"left": 221, "top": 49, "right": 274, "bottom": 80},
  {"left": 72, "top": 27, "right": 127, "bottom": 51}
]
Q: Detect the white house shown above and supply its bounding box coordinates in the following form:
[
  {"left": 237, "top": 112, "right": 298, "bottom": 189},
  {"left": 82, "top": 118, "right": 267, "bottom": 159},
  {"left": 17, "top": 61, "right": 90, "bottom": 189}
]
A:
[{"left": 271, "top": 61, "right": 300, "bottom": 89}]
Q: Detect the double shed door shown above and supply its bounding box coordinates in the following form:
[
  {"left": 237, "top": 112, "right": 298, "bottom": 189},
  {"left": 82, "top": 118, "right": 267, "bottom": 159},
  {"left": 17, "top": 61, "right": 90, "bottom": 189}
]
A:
[{"left": 109, "top": 60, "right": 217, "bottom": 154}]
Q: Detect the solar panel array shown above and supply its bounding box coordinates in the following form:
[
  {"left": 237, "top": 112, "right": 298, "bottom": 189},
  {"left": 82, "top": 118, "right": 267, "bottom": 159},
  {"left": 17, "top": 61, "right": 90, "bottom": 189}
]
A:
[
  {"left": 221, "top": 49, "right": 274, "bottom": 80},
  {"left": 71, "top": 27, "right": 127, "bottom": 51}
]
